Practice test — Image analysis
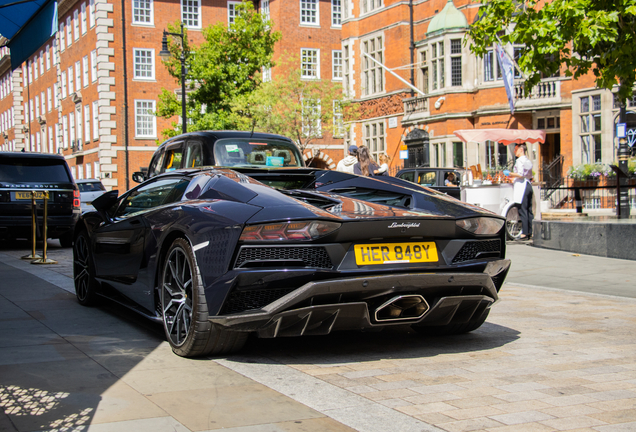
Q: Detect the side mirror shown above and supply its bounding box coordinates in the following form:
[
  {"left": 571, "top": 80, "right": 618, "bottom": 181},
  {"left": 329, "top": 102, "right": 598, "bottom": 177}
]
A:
[
  {"left": 92, "top": 190, "right": 119, "bottom": 224},
  {"left": 132, "top": 172, "right": 146, "bottom": 184}
]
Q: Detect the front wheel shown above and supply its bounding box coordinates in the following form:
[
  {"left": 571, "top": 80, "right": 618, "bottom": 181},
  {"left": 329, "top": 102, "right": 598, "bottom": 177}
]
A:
[
  {"left": 160, "top": 238, "right": 247, "bottom": 357},
  {"left": 73, "top": 231, "right": 100, "bottom": 306},
  {"left": 505, "top": 205, "right": 522, "bottom": 240}
]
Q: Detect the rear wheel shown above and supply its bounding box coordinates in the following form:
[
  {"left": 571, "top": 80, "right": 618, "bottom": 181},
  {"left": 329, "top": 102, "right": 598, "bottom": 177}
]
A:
[
  {"left": 160, "top": 238, "right": 247, "bottom": 357},
  {"left": 505, "top": 205, "right": 522, "bottom": 240},
  {"left": 73, "top": 231, "right": 100, "bottom": 306},
  {"left": 411, "top": 310, "right": 490, "bottom": 336}
]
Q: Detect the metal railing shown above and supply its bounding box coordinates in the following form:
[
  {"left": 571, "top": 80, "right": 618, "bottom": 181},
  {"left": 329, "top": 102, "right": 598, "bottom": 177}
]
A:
[{"left": 541, "top": 178, "right": 636, "bottom": 211}]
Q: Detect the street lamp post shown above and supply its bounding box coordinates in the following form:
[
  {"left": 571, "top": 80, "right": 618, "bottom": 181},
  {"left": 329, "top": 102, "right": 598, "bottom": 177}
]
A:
[{"left": 159, "top": 22, "right": 187, "bottom": 133}]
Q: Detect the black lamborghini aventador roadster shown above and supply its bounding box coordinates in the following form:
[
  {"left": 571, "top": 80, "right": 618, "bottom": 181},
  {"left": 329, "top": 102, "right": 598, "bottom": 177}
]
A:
[{"left": 74, "top": 164, "right": 510, "bottom": 357}]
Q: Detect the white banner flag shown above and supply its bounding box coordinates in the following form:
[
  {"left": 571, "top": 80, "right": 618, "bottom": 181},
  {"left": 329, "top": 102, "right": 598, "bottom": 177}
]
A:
[{"left": 496, "top": 44, "right": 515, "bottom": 114}]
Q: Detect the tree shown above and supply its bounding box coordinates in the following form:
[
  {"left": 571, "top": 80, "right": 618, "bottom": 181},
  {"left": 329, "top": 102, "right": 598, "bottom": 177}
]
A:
[
  {"left": 232, "top": 55, "right": 355, "bottom": 153},
  {"left": 468, "top": 0, "right": 636, "bottom": 100},
  {"left": 157, "top": 1, "right": 280, "bottom": 138}
]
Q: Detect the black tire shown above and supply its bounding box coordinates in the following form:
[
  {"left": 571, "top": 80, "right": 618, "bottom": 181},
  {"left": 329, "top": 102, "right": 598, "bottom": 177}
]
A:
[
  {"left": 505, "top": 205, "right": 522, "bottom": 240},
  {"left": 59, "top": 231, "right": 73, "bottom": 248},
  {"left": 411, "top": 309, "right": 490, "bottom": 336},
  {"left": 73, "top": 231, "right": 100, "bottom": 306},
  {"left": 160, "top": 238, "right": 247, "bottom": 358}
]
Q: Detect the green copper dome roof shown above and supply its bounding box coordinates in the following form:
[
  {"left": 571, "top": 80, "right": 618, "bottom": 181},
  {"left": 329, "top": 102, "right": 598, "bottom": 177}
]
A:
[{"left": 427, "top": 0, "right": 468, "bottom": 35}]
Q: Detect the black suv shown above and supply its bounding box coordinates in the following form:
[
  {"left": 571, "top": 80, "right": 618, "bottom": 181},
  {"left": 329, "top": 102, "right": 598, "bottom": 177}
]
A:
[
  {"left": 133, "top": 131, "right": 305, "bottom": 183},
  {"left": 0, "top": 152, "right": 80, "bottom": 246},
  {"left": 395, "top": 167, "right": 464, "bottom": 200}
]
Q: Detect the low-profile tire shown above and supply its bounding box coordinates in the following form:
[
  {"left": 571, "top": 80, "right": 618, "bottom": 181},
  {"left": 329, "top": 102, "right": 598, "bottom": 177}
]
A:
[
  {"left": 59, "top": 231, "right": 73, "bottom": 248},
  {"left": 411, "top": 309, "right": 490, "bottom": 336},
  {"left": 160, "top": 238, "right": 247, "bottom": 358},
  {"left": 505, "top": 205, "right": 522, "bottom": 240},
  {"left": 73, "top": 231, "right": 100, "bottom": 306}
]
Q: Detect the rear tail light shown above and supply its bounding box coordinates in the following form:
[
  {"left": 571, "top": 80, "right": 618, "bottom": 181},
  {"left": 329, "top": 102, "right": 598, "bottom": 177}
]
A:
[
  {"left": 73, "top": 189, "right": 81, "bottom": 208},
  {"left": 457, "top": 217, "right": 505, "bottom": 235},
  {"left": 240, "top": 220, "right": 341, "bottom": 242}
]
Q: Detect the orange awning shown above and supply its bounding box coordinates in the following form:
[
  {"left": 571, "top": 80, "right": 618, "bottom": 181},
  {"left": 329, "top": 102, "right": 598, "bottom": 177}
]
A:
[{"left": 453, "top": 129, "right": 546, "bottom": 145}]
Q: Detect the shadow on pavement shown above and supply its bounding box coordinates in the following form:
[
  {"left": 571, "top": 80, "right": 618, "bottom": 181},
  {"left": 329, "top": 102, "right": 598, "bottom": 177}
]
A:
[{"left": 239, "top": 321, "right": 520, "bottom": 365}]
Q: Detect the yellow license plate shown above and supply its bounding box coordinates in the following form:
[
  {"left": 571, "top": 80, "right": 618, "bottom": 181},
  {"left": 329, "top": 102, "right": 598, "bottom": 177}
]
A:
[
  {"left": 354, "top": 242, "right": 438, "bottom": 265},
  {"left": 15, "top": 191, "right": 46, "bottom": 200}
]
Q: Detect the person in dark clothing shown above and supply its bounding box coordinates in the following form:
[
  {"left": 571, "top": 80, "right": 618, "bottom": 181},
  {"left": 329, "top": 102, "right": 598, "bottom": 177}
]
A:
[{"left": 353, "top": 145, "right": 380, "bottom": 176}]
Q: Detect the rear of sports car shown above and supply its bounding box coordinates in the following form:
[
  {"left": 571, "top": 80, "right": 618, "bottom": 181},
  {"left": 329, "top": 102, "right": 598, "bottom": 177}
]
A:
[{"left": 205, "top": 191, "right": 510, "bottom": 339}]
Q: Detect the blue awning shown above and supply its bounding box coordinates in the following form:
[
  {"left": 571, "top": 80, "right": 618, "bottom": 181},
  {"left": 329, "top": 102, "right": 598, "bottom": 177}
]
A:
[{"left": 1, "top": 0, "right": 57, "bottom": 69}]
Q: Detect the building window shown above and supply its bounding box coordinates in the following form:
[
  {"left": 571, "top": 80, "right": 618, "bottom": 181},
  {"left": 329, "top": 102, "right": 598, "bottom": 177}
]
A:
[
  {"left": 94, "top": 162, "right": 100, "bottom": 179},
  {"left": 261, "top": 0, "right": 270, "bottom": 20},
  {"left": 301, "top": 99, "right": 321, "bottom": 137},
  {"left": 69, "top": 114, "right": 75, "bottom": 148},
  {"left": 262, "top": 67, "right": 271, "bottom": 82},
  {"left": 333, "top": 101, "right": 344, "bottom": 138},
  {"left": 513, "top": 46, "right": 523, "bottom": 79},
  {"left": 90, "top": 50, "right": 97, "bottom": 82},
  {"left": 52, "top": 43, "right": 58, "bottom": 65},
  {"left": 66, "top": 17, "right": 72, "bottom": 46},
  {"left": 453, "top": 141, "right": 463, "bottom": 168},
  {"left": 68, "top": 66, "right": 74, "bottom": 94},
  {"left": 40, "top": 92, "right": 46, "bottom": 115},
  {"left": 92, "top": 101, "right": 99, "bottom": 139},
  {"left": 89, "top": 0, "right": 96, "bottom": 27},
  {"left": 73, "top": 10, "right": 80, "bottom": 41},
  {"left": 39, "top": 51, "right": 44, "bottom": 75},
  {"left": 82, "top": 56, "right": 89, "bottom": 87},
  {"left": 301, "top": 48, "right": 319, "bottom": 79},
  {"left": 418, "top": 50, "right": 429, "bottom": 94},
  {"left": 81, "top": 3, "right": 87, "bottom": 34},
  {"left": 364, "top": 121, "right": 385, "bottom": 162},
  {"left": 61, "top": 71, "right": 67, "bottom": 98},
  {"left": 59, "top": 23, "right": 65, "bottom": 51},
  {"left": 431, "top": 41, "right": 444, "bottom": 90},
  {"left": 75, "top": 61, "right": 81, "bottom": 92},
  {"left": 228, "top": 1, "right": 240, "bottom": 24},
  {"left": 62, "top": 116, "right": 68, "bottom": 148},
  {"left": 54, "top": 83, "right": 60, "bottom": 107},
  {"left": 332, "top": 0, "right": 341, "bottom": 26},
  {"left": 76, "top": 106, "right": 83, "bottom": 148},
  {"left": 332, "top": 50, "right": 342, "bottom": 80},
  {"left": 47, "top": 87, "right": 52, "bottom": 112},
  {"left": 300, "top": 0, "right": 319, "bottom": 25},
  {"left": 135, "top": 100, "right": 156, "bottom": 137},
  {"left": 133, "top": 0, "right": 153, "bottom": 24},
  {"left": 86, "top": 163, "right": 92, "bottom": 179},
  {"left": 343, "top": 45, "right": 350, "bottom": 95},
  {"left": 181, "top": 0, "right": 201, "bottom": 28},
  {"left": 84, "top": 105, "right": 91, "bottom": 143},
  {"left": 361, "top": 0, "right": 381, "bottom": 15},
  {"left": 134, "top": 49, "right": 155, "bottom": 79},
  {"left": 580, "top": 94, "right": 602, "bottom": 163},
  {"left": 362, "top": 36, "right": 383, "bottom": 96},
  {"left": 450, "top": 39, "right": 462, "bottom": 87},
  {"left": 45, "top": 45, "right": 51, "bottom": 70}
]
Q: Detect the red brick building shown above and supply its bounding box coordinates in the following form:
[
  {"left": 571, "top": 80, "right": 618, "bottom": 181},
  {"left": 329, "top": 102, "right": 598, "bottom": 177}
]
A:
[
  {"left": 339, "top": 0, "right": 636, "bottom": 180},
  {"left": 0, "top": 0, "right": 345, "bottom": 189}
]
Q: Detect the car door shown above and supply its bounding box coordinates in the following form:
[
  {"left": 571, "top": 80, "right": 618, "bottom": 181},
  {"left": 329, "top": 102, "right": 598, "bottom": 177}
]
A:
[
  {"left": 92, "top": 176, "right": 188, "bottom": 305},
  {"left": 436, "top": 170, "right": 462, "bottom": 200},
  {"left": 184, "top": 140, "right": 204, "bottom": 169}
]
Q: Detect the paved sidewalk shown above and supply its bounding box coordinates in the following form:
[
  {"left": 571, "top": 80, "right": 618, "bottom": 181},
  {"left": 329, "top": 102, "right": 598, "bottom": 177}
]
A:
[{"left": 1, "top": 242, "right": 636, "bottom": 431}]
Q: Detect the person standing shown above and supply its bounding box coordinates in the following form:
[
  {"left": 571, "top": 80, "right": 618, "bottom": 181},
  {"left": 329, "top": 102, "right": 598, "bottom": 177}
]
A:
[
  {"left": 336, "top": 145, "right": 359, "bottom": 174},
  {"left": 353, "top": 145, "right": 380, "bottom": 176},
  {"left": 504, "top": 143, "right": 533, "bottom": 240}
]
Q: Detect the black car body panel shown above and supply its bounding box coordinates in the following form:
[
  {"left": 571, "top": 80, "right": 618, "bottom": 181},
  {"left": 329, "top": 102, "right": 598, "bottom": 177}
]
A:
[
  {"left": 0, "top": 152, "right": 80, "bottom": 241},
  {"left": 76, "top": 166, "right": 510, "bottom": 340}
]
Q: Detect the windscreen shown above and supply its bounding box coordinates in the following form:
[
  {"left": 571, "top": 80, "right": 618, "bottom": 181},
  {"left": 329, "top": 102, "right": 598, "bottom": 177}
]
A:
[
  {"left": 78, "top": 182, "right": 106, "bottom": 192},
  {"left": 213, "top": 138, "right": 304, "bottom": 168},
  {"left": 0, "top": 157, "right": 71, "bottom": 183}
]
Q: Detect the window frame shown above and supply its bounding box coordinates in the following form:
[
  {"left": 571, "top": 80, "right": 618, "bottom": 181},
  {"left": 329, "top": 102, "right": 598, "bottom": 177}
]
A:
[
  {"left": 228, "top": 1, "right": 241, "bottom": 25},
  {"left": 331, "top": 0, "right": 341, "bottom": 27},
  {"left": 301, "top": 48, "right": 320, "bottom": 79},
  {"left": 300, "top": 0, "right": 320, "bottom": 26},
  {"left": 181, "top": 0, "right": 201, "bottom": 29},
  {"left": 362, "top": 35, "right": 384, "bottom": 96},
  {"left": 132, "top": 0, "right": 154, "bottom": 25},
  {"left": 363, "top": 120, "right": 386, "bottom": 162},
  {"left": 135, "top": 99, "right": 157, "bottom": 138},
  {"left": 332, "top": 50, "right": 343, "bottom": 81},
  {"left": 133, "top": 48, "right": 156, "bottom": 80}
]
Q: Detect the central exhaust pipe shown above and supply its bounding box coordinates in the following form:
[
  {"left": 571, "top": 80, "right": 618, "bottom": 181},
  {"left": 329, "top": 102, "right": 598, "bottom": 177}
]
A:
[{"left": 375, "top": 294, "right": 430, "bottom": 322}]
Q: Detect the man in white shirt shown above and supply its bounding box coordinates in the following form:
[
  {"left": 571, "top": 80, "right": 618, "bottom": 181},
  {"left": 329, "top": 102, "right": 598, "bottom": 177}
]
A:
[
  {"left": 336, "top": 145, "right": 358, "bottom": 174},
  {"left": 504, "top": 143, "right": 533, "bottom": 240}
]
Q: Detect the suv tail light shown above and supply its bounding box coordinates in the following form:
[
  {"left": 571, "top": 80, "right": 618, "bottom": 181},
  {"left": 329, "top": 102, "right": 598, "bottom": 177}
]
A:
[{"left": 73, "top": 189, "right": 81, "bottom": 208}]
